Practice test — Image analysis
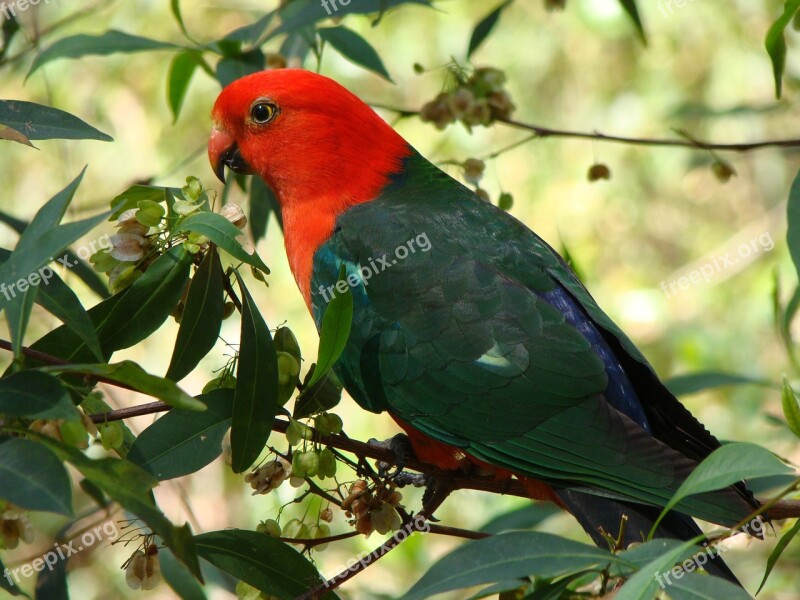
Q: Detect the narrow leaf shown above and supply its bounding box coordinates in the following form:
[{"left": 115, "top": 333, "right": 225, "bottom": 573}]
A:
[
  {"left": 168, "top": 51, "right": 199, "bottom": 122},
  {"left": 651, "top": 443, "right": 794, "bottom": 536},
  {"left": 0, "top": 100, "right": 112, "bottom": 141},
  {"left": 664, "top": 371, "right": 776, "bottom": 396},
  {"left": 613, "top": 538, "right": 709, "bottom": 600},
  {"left": 195, "top": 530, "right": 335, "bottom": 598},
  {"left": 160, "top": 547, "right": 207, "bottom": 600},
  {"left": 658, "top": 571, "right": 752, "bottom": 600},
  {"left": 467, "top": 0, "right": 513, "bottom": 58},
  {"left": 303, "top": 266, "right": 352, "bottom": 390},
  {"left": 98, "top": 246, "right": 192, "bottom": 352},
  {"left": 0, "top": 370, "right": 78, "bottom": 420},
  {"left": 36, "top": 269, "right": 104, "bottom": 361},
  {"left": 32, "top": 434, "right": 202, "bottom": 581},
  {"left": 0, "top": 438, "right": 73, "bottom": 516},
  {"left": 782, "top": 377, "right": 800, "bottom": 439},
  {"left": 400, "top": 531, "right": 625, "bottom": 600},
  {"left": 756, "top": 517, "right": 800, "bottom": 594},
  {"left": 765, "top": 0, "right": 800, "bottom": 98},
  {"left": 29, "top": 30, "right": 179, "bottom": 76},
  {"left": 41, "top": 361, "right": 205, "bottom": 411},
  {"left": 174, "top": 212, "right": 270, "bottom": 273},
  {"left": 0, "top": 211, "right": 110, "bottom": 316},
  {"left": 787, "top": 169, "right": 800, "bottom": 282},
  {"left": 318, "top": 26, "right": 393, "bottom": 81},
  {"left": 127, "top": 388, "right": 233, "bottom": 480},
  {"left": 617, "top": 0, "right": 647, "bottom": 45},
  {"left": 249, "top": 177, "right": 280, "bottom": 241},
  {"left": 166, "top": 247, "right": 225, "bottom": 382},
  {"left": 231, "top": 272, "right": 279, "bottom": 473}
]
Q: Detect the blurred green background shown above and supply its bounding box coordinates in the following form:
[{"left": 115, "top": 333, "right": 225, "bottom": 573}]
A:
[{"left": 1, "top": 0, "right": 800, "bottom": 597}]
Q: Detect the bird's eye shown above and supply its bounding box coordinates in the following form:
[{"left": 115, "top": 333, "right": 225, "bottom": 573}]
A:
[{"left": 250, "top": 102, "right": 277, "bottom": 124}]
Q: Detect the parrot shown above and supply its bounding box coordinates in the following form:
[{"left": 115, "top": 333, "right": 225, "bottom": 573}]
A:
[{"left": 208, "top": 69, "right": 761, "bottom": 585}]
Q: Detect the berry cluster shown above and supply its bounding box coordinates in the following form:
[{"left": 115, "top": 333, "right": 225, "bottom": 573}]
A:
[
  {"left": 420, "top": 67, "right": 515, "bottom": 130},
  {"left": 342, "top": 480, "right": 403, "bottom": 537}
]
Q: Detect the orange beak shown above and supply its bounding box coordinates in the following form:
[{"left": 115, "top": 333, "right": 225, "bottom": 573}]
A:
[{"left": 208, "top": 126, "right": 252, "bottom": 183}]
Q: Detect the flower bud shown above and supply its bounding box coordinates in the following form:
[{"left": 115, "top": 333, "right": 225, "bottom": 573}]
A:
[{"left": 219, "top": 202, "right": 247, "bottom": 229}]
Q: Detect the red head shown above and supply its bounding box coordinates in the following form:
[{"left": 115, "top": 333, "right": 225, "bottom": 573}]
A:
[
  {"left": 209, "top": 69, "right": 411, "bottom": 305},
  {"left": 209, "top": 69, "right": 410, "bottom": 210}
]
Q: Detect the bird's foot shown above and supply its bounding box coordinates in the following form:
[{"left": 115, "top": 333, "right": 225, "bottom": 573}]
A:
[{"left": 367, "top": 433, "right": 417, "bottom": 479}]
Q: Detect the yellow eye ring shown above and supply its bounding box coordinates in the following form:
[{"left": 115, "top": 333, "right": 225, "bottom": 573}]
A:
[{"left": 250, "top": 101, "right": 277, "bottom": 124}]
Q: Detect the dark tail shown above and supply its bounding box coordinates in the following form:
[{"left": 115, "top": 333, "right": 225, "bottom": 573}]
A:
[{"left": 555, "top": 489, "right": 744, "bottom": 587}]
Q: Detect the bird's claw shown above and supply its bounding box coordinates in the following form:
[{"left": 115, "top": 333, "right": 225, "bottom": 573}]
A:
[{"left": 367, "top": 433, "right": 417, "bottom": 479}]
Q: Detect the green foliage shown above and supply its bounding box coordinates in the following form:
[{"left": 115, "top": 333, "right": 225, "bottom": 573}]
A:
[{"left": 1, "top": 1, "right": 799, "bottom": 598}]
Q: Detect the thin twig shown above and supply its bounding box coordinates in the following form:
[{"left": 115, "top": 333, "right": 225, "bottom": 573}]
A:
[{"left": 367, "top": 102, "right": 800, "bottom": 154}]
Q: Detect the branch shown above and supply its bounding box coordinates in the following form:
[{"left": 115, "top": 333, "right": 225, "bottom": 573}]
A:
[{"left": 368, "top": 102, "right": 800, "bottom": 154}]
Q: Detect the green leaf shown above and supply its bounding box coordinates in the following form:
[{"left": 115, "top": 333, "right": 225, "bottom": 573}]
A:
[
  {"left": 613, "top": 538, "right": 706, "bottom": 600},
  {"left": 29, "top": 30, "right": 180, "bottom": 76},
  {"left": 0, "top": 100, "right": 112, "bottom": 142},
  {"left": 28, "top": 291, "right": 122, "bottom": 367},
  {"left": 756, "top": 517, "right": 800, "bottom": 594},
  {"left": 0, "top": 210, "right": 108, "bottom": 300},
  {"left": 292, "top": 367, "right": 342, "bottom": 419},
  {"left": 664, "top": 371, "right": 776, "bottom": 396},
  {"left": 479, "top": 503, "right": 560, "bottom": 534},
  {"left": 41, "top": 361, "right": 205, "bottom": 411},
  {"left": 467, "top": 0, "right": 513, "bottom": 58},
  {"left": 31, "top": 434, "right": 202, "bottom": 581},
  {"left": 174, "top": 212, "right": 270, "bottom": 273},
  {"left": 215, "top": 49, "right": 265, "bottom": 88},
  {"left": 0, "top": 438, "right": 73, "bottom": 516},
  {"left": 400, "top": 531, "right": 626, "bottom": 600},
  {"left": 171, "top": 0, "right": 191, "bottom": 41},
  {"left": 249, "top": 177, "right": 280, "bottom": 241},
  {"left": 663, "top": 571, "right": 753, "bottom": 599},
  {"left": 36, "top": 268, "right": 104, "bottom": 361},
  {"left": 0, "top": 556, "right": 23, "bottom": 596},
  {"left": 230, "top": 273, "right": 279, "bottom": 473},
  {"left": 782, "top": 377, "right": 800, "bottom": 439},
  {"left": 168, "top": 51, "right": 199, "bottom": 122},
  {"left": 195, "top": 530, "right": 335, "bottom": 599},
  {"left": 0, "top": 370, "right": 78, "bottom": 420},
  {"left": 160, "top": 547, "right": 207, "bottom": 600},
  {"left": 617, "top": 0, "right": 647, "bottom": 45},
  {"left": 98, "top": 246, "right": 192, "bottom": 352},
  {"left": 109, "top": 184, "right": 177, "bottom": 220},
  {"left": 0, "top": 211, "right": 110, "bottom": 316},
  {"left": 318, "top": 26, "right": 392, "bottom": 82},
  {"left": 34, "top": 551, "right": 68, "bottom": 600},
  {"left": 81, "top": 391, "right": 136, "bottom": 458},
  {"left": 651, "top": 443, "right": 794, "bottom": 536},
  {"left": 1, "top": 169, "right": 90, "bottom": 358},
  {"left": 787, "top": 169, "right": 800, "bottom": 282},
  {"left": 127, "top": 389, "right": 233, "bottom": 480},
  {"left": 765, "top": 0, "right": 800, "bottom": 98},
  {"left": 221, "top": 12, "right": 276, "bottom": 45},
  {"left": 303, "top": 265, "right": 352, "bottom": 390},
  {"left": 166, "top": 247, "right": 225, "bottom": 382},
  {"left": 5, "top": 281, "right": 37, "bottom": 360}
]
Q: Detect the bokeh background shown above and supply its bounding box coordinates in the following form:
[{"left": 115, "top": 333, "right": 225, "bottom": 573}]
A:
[{"left": 1, "top": 0, "right": 800, "bottom": 597}]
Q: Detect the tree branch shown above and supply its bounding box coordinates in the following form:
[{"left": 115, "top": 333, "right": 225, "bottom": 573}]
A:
[{"left": 368, "top": 102, "right": 800, "bottom": 154}]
